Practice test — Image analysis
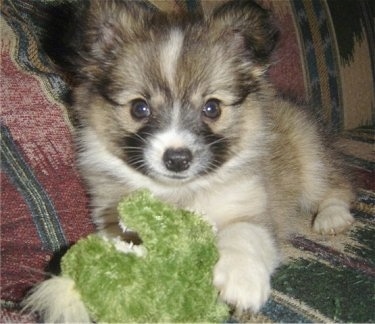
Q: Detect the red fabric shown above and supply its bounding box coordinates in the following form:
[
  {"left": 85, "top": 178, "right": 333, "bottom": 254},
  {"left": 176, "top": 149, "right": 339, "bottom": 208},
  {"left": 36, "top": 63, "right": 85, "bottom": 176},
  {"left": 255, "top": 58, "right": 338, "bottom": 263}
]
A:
[
  {"left": 1, "top": 32, "right": 94, "bottom": 303},
  {"left": 1, "top": 174, "right": 49, "bottom": 302},
  {"left": 264, "top": 0, "right": 307, "bottom": 101}
]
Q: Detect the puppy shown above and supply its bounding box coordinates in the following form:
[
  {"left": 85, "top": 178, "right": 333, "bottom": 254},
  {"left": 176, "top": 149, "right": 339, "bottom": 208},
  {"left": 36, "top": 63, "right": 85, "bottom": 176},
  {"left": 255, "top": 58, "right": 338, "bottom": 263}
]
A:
[{"left": 67, "top": 0, "right": 354, "bottom": 313}]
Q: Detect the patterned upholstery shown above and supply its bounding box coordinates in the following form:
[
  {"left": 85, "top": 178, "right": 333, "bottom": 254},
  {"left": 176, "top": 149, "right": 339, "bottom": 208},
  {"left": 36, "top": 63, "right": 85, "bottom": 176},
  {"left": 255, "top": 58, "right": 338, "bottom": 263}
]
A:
[
  {"left": 1, "top": 0, "right": 374, "bottom": 322},
  {"left": 267, "top": 0, "right": 374, "bottom": 131}
]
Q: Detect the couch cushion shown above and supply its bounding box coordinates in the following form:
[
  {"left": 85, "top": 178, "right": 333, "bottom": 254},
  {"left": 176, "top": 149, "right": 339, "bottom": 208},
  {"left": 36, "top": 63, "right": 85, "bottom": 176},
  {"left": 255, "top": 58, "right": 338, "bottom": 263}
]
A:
[{"left": 1, "top": 0, "right": 374, "bottom": 322}]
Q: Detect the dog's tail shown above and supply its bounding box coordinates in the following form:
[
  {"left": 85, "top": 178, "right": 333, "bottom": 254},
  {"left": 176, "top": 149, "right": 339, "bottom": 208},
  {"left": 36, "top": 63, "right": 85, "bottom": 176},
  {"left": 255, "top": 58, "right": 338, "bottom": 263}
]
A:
[{"left": 22, "top": 276, "right": 91, "bottom": 323}]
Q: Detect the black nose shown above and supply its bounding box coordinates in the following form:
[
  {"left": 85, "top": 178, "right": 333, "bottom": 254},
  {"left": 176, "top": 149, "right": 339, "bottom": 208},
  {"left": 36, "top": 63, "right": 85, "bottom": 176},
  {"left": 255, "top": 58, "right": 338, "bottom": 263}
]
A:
[{"left": 163, "top": 148, "right": 193, "bottom": 172}]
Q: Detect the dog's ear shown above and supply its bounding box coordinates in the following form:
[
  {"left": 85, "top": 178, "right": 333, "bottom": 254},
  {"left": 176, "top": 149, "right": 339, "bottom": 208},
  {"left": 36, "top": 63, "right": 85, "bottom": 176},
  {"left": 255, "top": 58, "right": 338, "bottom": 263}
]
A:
[
  {"left": 209, "top": 0, "right": 279, "bottom": 64},
  {"left": 64, "top": 0, "right": 162, "bottom": 81},
  {"left": 41, "top": 0, "right": 159, "bottom": 82},
  {"left": 84, "top": 1, "right": 156, "bottom": 53},
  {"left": 81, "top": 0, "right": 158, "bottom": 60}
]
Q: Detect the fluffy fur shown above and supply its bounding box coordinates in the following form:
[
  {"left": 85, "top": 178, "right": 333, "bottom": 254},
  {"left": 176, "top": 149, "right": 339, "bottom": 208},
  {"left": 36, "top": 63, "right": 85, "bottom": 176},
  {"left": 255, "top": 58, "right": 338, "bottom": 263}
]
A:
[
  {"left": 23, "top": 277, "right": 90, "bottom": 323},
  {"left": 50, "top": 0, "right": 354, "bottom": 315}
]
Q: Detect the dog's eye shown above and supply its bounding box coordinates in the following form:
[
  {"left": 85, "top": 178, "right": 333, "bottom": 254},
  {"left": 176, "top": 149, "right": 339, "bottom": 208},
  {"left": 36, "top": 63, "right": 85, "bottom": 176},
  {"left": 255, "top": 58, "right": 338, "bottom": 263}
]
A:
[
  {"left": 131, "top": 99, "right": 151, "bottom": 120},
  {"left": 202, "top": 99, "right": 221, "bottom": 120}
]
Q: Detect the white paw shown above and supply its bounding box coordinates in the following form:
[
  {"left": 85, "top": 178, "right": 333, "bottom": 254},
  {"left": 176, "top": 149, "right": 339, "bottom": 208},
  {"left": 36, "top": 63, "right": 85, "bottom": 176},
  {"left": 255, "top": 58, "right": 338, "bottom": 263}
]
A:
[
  {"left": 313, "top": 205, "right": 354, "bottom": 235},
  {"left": 213, "top": 250, "right": 271, "bottom": 312}
]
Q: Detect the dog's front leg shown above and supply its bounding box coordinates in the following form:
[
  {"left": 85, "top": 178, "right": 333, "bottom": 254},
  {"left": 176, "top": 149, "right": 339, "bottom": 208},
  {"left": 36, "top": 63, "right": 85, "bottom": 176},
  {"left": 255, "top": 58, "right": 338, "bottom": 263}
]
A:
[{"left": 213, "top": 221, "right": 279, "bottom": 312}]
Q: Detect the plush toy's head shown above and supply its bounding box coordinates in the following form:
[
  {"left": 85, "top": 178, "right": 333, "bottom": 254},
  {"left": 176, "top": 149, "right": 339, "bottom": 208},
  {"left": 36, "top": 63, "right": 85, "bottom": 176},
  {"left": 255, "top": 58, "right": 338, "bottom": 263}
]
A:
[{"left": 60, "top": 191, "right": 229, "bottom": 323}]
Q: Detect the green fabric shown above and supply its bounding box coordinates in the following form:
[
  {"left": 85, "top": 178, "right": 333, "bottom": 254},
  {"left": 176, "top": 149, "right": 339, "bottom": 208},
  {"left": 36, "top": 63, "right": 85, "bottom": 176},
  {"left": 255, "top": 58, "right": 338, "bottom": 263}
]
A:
[{"left": 273, "top": 259, "right": 374, "bottom": 322}]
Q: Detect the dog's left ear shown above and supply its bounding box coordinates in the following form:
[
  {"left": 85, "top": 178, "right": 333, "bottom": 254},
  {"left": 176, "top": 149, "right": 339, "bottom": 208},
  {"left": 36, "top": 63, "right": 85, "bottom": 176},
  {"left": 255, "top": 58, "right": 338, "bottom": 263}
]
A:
[{"left": 209, "top": 0, "right": 279, "bottom": 64}]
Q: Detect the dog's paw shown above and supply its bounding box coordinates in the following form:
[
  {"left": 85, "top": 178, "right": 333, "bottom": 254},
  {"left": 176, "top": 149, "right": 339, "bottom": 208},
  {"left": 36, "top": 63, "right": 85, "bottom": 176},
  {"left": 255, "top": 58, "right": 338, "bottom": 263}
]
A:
[
  {"left": 313, "top": 205, "right": 354, "bottom": 235},
  {"left": 213, "top": 250, "right": 271, "bottom": 312}
]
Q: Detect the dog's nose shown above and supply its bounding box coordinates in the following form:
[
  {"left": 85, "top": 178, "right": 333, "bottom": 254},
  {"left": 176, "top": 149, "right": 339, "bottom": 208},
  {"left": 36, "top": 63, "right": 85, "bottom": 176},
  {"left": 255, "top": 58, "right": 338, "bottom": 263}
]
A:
[{"left": 163, "top": 148, "right": 193, "bottom": 172}]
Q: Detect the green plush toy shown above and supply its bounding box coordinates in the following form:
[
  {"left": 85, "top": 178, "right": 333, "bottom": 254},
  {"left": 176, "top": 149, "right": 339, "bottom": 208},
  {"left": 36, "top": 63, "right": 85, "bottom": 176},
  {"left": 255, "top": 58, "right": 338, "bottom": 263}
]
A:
[{"left": 23, "top": 190, "right": 229, "bottom": 323}]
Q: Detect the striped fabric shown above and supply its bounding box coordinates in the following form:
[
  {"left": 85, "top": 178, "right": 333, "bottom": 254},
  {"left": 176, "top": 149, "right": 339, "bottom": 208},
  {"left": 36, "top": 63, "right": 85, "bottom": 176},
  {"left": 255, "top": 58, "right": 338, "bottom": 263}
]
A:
[
  {"left": 1, "top": 0, "right": 374, "bottom": 322},
  {"left": 1, "top": 124, "right": 68, "bottom": 252}
]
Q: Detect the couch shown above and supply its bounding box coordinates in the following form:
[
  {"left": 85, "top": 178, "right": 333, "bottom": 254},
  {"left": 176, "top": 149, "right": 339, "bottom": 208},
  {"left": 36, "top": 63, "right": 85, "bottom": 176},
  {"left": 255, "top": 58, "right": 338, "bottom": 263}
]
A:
[{"left": 1, "top": 0, "right": 374, "bottom": 322}]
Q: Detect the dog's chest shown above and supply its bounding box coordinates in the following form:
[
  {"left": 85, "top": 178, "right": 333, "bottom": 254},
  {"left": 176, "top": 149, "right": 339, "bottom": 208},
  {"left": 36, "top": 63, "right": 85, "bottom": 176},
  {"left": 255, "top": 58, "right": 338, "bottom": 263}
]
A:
[{"left": 157, "top": 176, "right": 268, "bottom": 229}]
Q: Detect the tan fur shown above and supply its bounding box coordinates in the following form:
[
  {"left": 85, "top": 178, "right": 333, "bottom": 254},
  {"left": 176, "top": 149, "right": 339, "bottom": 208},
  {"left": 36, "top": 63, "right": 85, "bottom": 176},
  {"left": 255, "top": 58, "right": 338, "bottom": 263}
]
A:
[
  {"left": 22, "top": 277, "right": 91, "bottom": 323},
  {"left": 69, "top": 0, "right": 354, "bottom": 314}
]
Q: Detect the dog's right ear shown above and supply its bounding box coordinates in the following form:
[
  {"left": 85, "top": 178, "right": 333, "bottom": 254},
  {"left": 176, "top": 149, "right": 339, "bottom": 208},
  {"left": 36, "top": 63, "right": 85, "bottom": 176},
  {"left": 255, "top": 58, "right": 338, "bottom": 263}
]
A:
[
  {"left": 54, "top": 0, "right": 161, "bottom": 82},
  {"left": 81, "top": 0, "right": 158, "bottom": 61}
]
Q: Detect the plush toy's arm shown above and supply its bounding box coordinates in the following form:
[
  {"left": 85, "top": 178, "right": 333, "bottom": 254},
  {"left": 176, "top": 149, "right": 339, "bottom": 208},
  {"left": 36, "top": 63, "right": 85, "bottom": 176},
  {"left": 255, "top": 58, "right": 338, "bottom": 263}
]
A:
[{"left": 118, "top": 191, "right": 183, "bottom": 247}]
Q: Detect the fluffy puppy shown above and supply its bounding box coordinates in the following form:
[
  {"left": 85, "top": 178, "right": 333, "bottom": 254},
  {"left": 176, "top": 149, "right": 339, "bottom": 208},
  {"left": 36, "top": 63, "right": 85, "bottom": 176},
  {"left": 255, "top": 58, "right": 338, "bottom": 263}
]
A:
[{"left": 67, "top": 0, "right": 354, "bottom": 313}]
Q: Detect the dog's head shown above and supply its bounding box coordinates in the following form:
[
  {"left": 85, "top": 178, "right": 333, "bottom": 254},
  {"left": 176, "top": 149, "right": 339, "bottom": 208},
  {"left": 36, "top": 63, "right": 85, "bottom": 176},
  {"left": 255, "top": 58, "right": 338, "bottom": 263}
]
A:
[{"left": 71, "top": 0, "right": 278, "bottom": 185}]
